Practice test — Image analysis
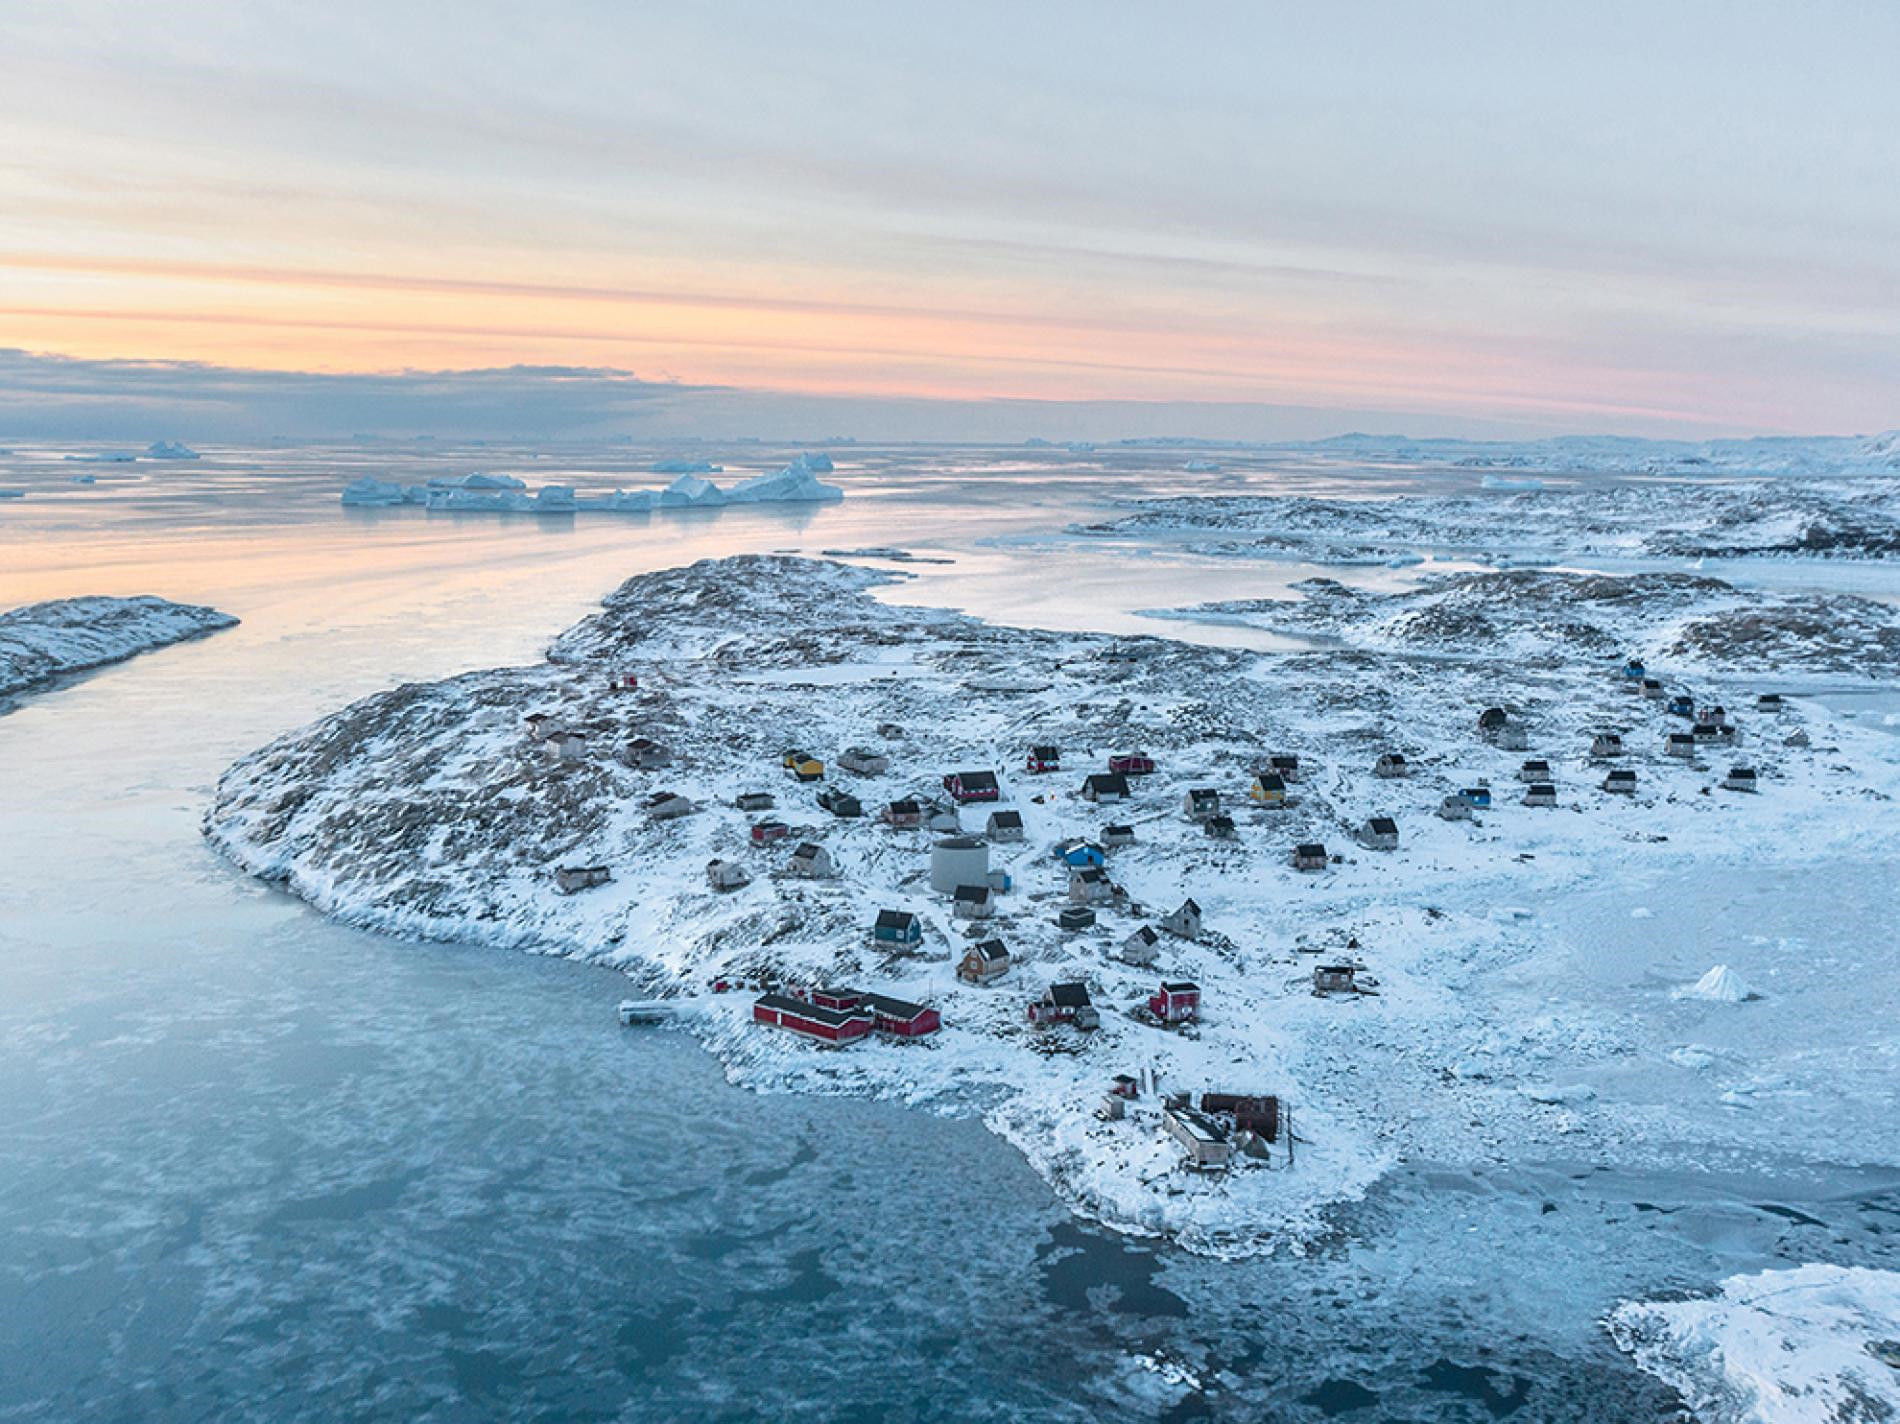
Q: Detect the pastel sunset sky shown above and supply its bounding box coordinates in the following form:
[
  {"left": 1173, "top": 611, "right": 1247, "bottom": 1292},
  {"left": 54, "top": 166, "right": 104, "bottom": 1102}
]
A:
[{"left": 3, "top": 1, "right": 1896, "bottom": 440}]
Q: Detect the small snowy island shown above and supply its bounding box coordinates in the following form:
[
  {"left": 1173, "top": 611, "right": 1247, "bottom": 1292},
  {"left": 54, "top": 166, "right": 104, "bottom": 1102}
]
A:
[
  {"left": 340, "top": 453, "right": 843, "bottom": 512},
  {"left": 1, "top": 595, "right": 238, "bottom": 706},
  {"left": 207, "top": 554, "right": 1900, "bottom": 1256}
]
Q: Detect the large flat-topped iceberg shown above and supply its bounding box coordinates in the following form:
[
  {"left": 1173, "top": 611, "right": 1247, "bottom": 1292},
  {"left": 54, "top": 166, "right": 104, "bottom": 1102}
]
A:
[
  {"left": 1, "top": 595, "right": 238, "bottom": 706},
  {"left": 340, "top": 454, "right": 844, "bottom": 511}
]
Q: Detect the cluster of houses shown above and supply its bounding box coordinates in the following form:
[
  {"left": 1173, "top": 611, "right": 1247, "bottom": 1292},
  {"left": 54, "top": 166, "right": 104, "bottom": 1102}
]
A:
[
  {"left": 752, "top": 984, "right": 941, "bottom": 1045},
  {"left": 1098, "top": 1077, "right": 1285, "bottom": 1171}
]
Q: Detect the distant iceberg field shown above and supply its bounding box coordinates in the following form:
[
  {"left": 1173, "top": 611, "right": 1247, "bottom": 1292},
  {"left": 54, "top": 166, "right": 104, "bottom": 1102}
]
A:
[{"left": 341, "top": 453, "right": 844, "bottom": 511}]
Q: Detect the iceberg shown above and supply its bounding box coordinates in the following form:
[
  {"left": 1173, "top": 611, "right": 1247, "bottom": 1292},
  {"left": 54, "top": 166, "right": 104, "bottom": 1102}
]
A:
[
  {"left": 425, "top": 471, "right": 526, "bottom": 492},
  {"left": 722, "top": 454, "right": 845, "bottom": 504},
  {"left": 145, "top": 441, "right": 201, "bottom": 460},
  {"left": 1184, "top": 460, "right": 1222, "bottom": 472},
  {"left": 796, "top": 451, "right": 835, "bottom": 473},
  {"left": 1678, "top": 964, "right": 1759, "bottom": 1002},
  {"left": 64, "top": 452, "right": 138, "bottom": 463},
  {"left": 340, "top": 476, "right": 419, "bottom": 507},
  {"left": 339, "top": 455, "right": 843, "bottom": 513},
  {"left": 650, "top": 460, "right": 723, "bottom": 474}
]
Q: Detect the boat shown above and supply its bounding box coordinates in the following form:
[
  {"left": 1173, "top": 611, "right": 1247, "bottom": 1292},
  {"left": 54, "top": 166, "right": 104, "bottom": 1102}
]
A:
[{"left": 617, "top": 1000, "right": 677, "bottom": 1026}]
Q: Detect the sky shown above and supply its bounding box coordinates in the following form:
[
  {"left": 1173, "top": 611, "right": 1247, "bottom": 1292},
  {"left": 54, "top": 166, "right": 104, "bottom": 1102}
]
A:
[{"left": 2, "top": 1, "right": 1897, "bottom": 442}]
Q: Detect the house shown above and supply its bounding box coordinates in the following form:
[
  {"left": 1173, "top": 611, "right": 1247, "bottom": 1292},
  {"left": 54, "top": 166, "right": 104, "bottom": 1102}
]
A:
[
  {"left": 1069, "top": 867, "right": 1112, "bottom": 904},
  {"left": 1118, "top": 925, "right": 1161, "bottom": 966},
  {"left": 1757, "top": 693, "right": 1784, "bottom": 710},
  {"left": 1248, "top": 771, "right": 1288, "bottom": 806},
  {"left": 525, "top": 712, "right": 561, "bottom": 741},
  {"left": 876, "top": 721, "right": 905, "bottom": 739},
  {"left": 1029, "top": 981, "right": 1098, "bottom": 1029},
  {"left": 953, "top": 884, "right": 995, "bottom": 920},
  {"left": 837, "top": 746, "right": 889, "bottom": 776},
  {"left": 1149, "top": 980, "right": 1200, "bottom": 1024},
  {"left": 817, "top": 787, "right": 863, "bottom": 818},
  {"left": 1204, "top": 813, "right": 1237, "bottom": 839},
  {"left": 1523, "top": 782, "right": 1558, "bottom": 807},
  {"left": 610, "top": 671, "right": 639, "bottom": 692},
  {"left": 1184, "top": 788, "right": 1222, "bottom": 821},
  {"left": 1358, "top": 816, "right": 1399, "bottom": 851},
  {"left": 1496, "top": 725, "right": 1529, "bottom": 751},
  {"left": 1313, "top": 963, "right": 1358, "bottom": 995},
  {"left": 1699, "top": 705, "right": 1728, "bottom": 727},
  {"left": 735, "top": 791, "right": 776, "bottom": 812},
  {"left": 1162, "top": 1106, "right": 1232, "bottom": 1170},
  {"left": 1199, "top": 1093, "right": 1279, "bottom": 1140},
  {"left": 1055, "top": 838, "right": 1106, "bottom": 869},
  {"left": 942, "top": 770, "right": 1001, "bottom": 804},
  {"left": 1374, "top": 753, "right": 1409, "bottom": 779},
  {"left": 1665, "top": 732, "right": 1697, "bottom": 757},
  {"left": 1108, "top": 752, "right": 1157, "bottom": 776},
  {"left": 644, "top": 790, "right": 696, "bottom": 820},
  {"left": 873, "top": 909, "right": 923, "bottom": 946},
  {"left": 750, "top": 819, "right": 791, "bottom": 845},
  {"left": 1603, "top": 768, "right": 1638, "bottom": 794},
  {"left": 861, "top": 992, "right": 941, "bottom": 1038},
  {"left": 986, "top": 809, "right": 1026, "bottom": 842},
  {"left": 1439, "top": 793, "right": 1475, "bottom": 820},
  {"left": 1160, "top": 898, "right": 1202, "bottom": 940},
  {"left": 1291, "top": 842, "right": 1329, "bottom": 871},
  {"left": 624, "top": 736, "right": 669, "bottom": 769},
  {"left": 1268, "top": 753, "right": 1301, "bottom": 783},
  {"left": 1692, "top": 722, "right": 1722, "bottom": 744},
  {"left": 1723, "top": 766, "right": 1760, "bottom": 792},
  {"left": 958, "top": 938, "right": 1012, "bottom": 984},
  {"left": 1478, "top": 707, "right": 1510, "bottom": 736},
  {"left": 783, "top": 751, "right": 825, "bottom": 782},
  {"left": 1102, "top": 823, "right": 1136, "bottom": 848},
  {"left": 1025, "top": 744, "right": 1062, "bottom": 774},
  {"left": 1623, "top": 658, "right": 1646, "bottom": 679},
  {"left": 553, "top": 864, "right": 612, "bottom": 895},
  {"left": 548, "top": 729, "right": 589, "bottom": 762},
  {"left": 1591, "top": 733, "right": 1625, "bottom": 758},
  {"left": 1057, "top": 905, "right": 1096, "bottom": 931},
  {"left": 1458, "top": 786, "right": 1492, "bottom": 809},
  {"left": 1642, "top": 678, "right": 1666, "bottom": 699},
  {"left": 1518, "top": 759, "right": 1552, "bottom": 782},
  {"left": 1081, "top": 772, "right": 1130, "bottom": 803},
  {"left": 789, "top": 843, "right": 836, "bottom": 879},
  {"left": 707, "top": 859, "right": 751, "bottom": 892},
  {"left": 752, "top": 992, "right": 872, "bottom": 1045},
  {"left": 1666, "top": 694, "right": 1696, "bottom": 718},
  {"left": 883, "top": 798, "right": 924, "bottom": 829}
]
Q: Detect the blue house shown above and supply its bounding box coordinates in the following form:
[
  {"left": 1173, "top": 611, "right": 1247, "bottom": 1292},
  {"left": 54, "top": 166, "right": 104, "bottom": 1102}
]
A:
[
  {"left": 1667, "top": 693, "right": 1696, "bottom": 718},
  {"left": 1055, "top": 839, "right": 1107, "bottom": 869},
  {"left": 1458, "top": 786, "right": 1492, "bottom": 809},
  {"left": 873, "top": 909, "right": 923, "bottom": 946}
]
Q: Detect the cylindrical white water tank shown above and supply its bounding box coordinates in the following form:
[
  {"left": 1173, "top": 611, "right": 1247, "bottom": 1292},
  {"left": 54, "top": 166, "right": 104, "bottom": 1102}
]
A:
[{"left": 930, "top": 836, "right": 990, "bottom": 896}]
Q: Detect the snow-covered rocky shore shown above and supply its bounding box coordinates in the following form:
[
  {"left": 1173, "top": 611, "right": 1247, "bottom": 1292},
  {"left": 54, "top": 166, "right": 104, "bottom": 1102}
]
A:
[
  {"left": 0, "top": 595, "right": 238, "bottom": 706},
  {"left": 339, "top": 452, "right": 842, "bottom": 511},
  {"left": 205, "top": 554, "right": 1900, "bottom": 1256}
]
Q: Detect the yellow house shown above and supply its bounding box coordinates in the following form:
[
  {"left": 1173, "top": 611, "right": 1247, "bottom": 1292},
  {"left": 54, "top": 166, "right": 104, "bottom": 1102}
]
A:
[
  {"left": 1247, "top": 771, "right": 1287, "bottom": 806},
  {"left": 782, "top": 750, "right": 825, "bottom": 782}
]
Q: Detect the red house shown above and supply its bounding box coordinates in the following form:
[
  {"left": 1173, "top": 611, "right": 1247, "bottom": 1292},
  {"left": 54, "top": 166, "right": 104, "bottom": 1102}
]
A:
[
  {"left": 753, "top": 993, "right": 873, "bottom": 1045},
  {"left": 942, "top": 770, "right": 1001, "bottom": 804},
  {"left": 804, "top": 987, "right": 862, "bottom": 1012},
  {"left": 1025, "top": 744, "right": 1062, "bottom": 774},
  {"left": 1108, "top": 752, "right": 1157, "bottom": 776},
  {"left": 862, "top": 992, "right": 942, "bottom": 1038},
  {"left": 750, "top": 820, "right": 792, "bottom": 845},
  {"left": 1148, "top": 980, "right": 1201, "bottom": 1024}
]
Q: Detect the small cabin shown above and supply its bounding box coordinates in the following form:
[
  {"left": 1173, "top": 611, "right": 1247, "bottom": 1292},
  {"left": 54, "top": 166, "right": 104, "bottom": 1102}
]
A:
[
  {"left": 1358, "top": 816, "right": 1398, "bottom": 851},
  {"left": 883, "top": 798, "right": 924, "bottom": 828},
  {"left": 1118, "top": 925, "right": 1161, "bottom": 967},
  {"left": 986, "top": 809, "right": 1026, "bottom": 842},
  {"left": 735, "top": 791, "right": 776, "bottom": 812},
  {"left": 862, "top": 992, "right": 941, "bottom": 1038},
  {"left": 1160, "top": 898, "right": 1202, "bottom": 940},
  {"left": 1025, "top": 744, "right": 1062, "bottom": 774},
  {"left": 753, "top": 993, "right": 872, "bottom": 1046},
  {"left": 1268, "top": 753, "right": 1301, "bottom": 783},
  {"left": 1756, "top": 693, "right": 1783, "bottom": 711},
  {"left": 943, "top": 770, "right": 1001, "bottom": 804},
  {"left": 1642, "top": 678, "right": 1665, "bottom": 698},
  {"left": 1437, "top": 795, "right": 1474, "bottom": 821},
  {"left": 789, "top": 843, "right": 836, "bottom": 879},
  {"left": 1056, "top": 838, "right": 1107, "bottom": 869},
  {"left": 1029, "top": 981, "right": 1098, "bottom": 1029},
  {"left": 1665, "top": 733, "right": 1697, "bottom": 757},
  {"left": 1097, "top": 824, "right": 1134, "bottom": 850},
  {"left": 1163, "top": 1106, "right": 1231, "bottom": 1170},
  {"left": 554, "top": 864, "right": 612, "bottom": 895},
  {"left": 1374, "top": 753, "right": 1409, "bottom": 779},
  {"left": 707, "top": 858, "right": 751, "bottom": 892},
  {"left": 1723, "top": 766, "right": 1759, "bottom": 792},
  {"left": 817, "top": 787, "right": 863, "bottom": 818},
  {"left": 1591, "top": 733, "right": 1625, "bottom": 758},
  {"left": 1204, "top": 813, "right": 1237, "bottom": 839},
  {"left": 873, "top": 909, "right": 923, "bottom": 946},
  {"left": 783, "top": 751, "right": 825, "bottom": 782},
  {"left": 1622, "top": 658, "right": 1646, "bottom": 679},
  {"left": 837, "top": 747, "right": 889, "bottom": 776},
  {"left": 1313, "top": 963, "right": 1358, "bottom": 995},
  {"left": 1518, "top": 759, "right": 1552, "bottom": 782},
  {"left": 548, "top": 730, "right": 589, "bottom": 762},
  {"left": 1150, "top": 980, "right": 1200, "bottom": 1024},
  {"left": 1291, "top": 842, "right": 1329, "bottom": 872},
  {"left": 1496, "top": 725, "right": 1529, "bottom": 751},
  {"left": 1691, "top": 722, "right": 1722, "bottom": 743},
  {"left": 958, "top": 938, "right": 1012, "bottom": 984},
  {"left": 1184, "top": 787, "right": 1222, "bottom": 822},
  {"left": 1666, "top": 694, "right": 1696, "bottom": 718},
  {"left": 1603, "top": 769, "right": 1638, "bottom": 794},
  {"left": 953, "top": 884, "right": 995, "bottom": 920},
  {"left": 525, "top": 712, "right": 561, "bottom": 741},
  {"left": 1069, "top": 867, "right": 1112, "bottom": 904},
  {"left": 1108, "top": 752, "right": 1157, "bottom": 777},
  {"left": 645, "top": 790, "right": 695, "bottom": 821},
  {"left": 1523, "top": 782, "right": 1558, "bottom": 807},
  {"left": 1699, "top": 705, "right": 1728, "bottom": 727},
  {"left": 624, "top": 737, "right": 670, "bottom": 769},
  {"left": 750, "top": 819, "right": 791, "bottom": 845},
  {"left": 1459, "top": 786, "right": 1492, "bottom": 809},
  {"left": 610, "top": 671, "right": 639, "bottom": 692},
  {"left": 1058, "top": 905, "right": 1096, "bottom": 931},
  {"left": 1248, "top": 771, "right": 1288, "bottom": 807},
  {"left": 1081, "top": 772, "right": 1131, "bottom": 803}
]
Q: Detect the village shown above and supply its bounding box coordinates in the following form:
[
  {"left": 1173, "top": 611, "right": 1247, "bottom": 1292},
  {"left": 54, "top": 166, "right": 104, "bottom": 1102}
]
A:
[{"left": 205, "top": 553, "right": 1900, "bottom": 1254}]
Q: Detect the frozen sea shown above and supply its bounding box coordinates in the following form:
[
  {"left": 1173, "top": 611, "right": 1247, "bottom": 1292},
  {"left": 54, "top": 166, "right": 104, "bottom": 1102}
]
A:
[{"left": 2, "top": 441, "right": 1896, "bottom": 1422}]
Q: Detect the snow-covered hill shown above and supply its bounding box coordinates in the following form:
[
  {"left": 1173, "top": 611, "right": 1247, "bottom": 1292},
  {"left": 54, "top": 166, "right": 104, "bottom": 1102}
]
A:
[{"left": 0, "top": 595, "right": 238, "bottom": 706}]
